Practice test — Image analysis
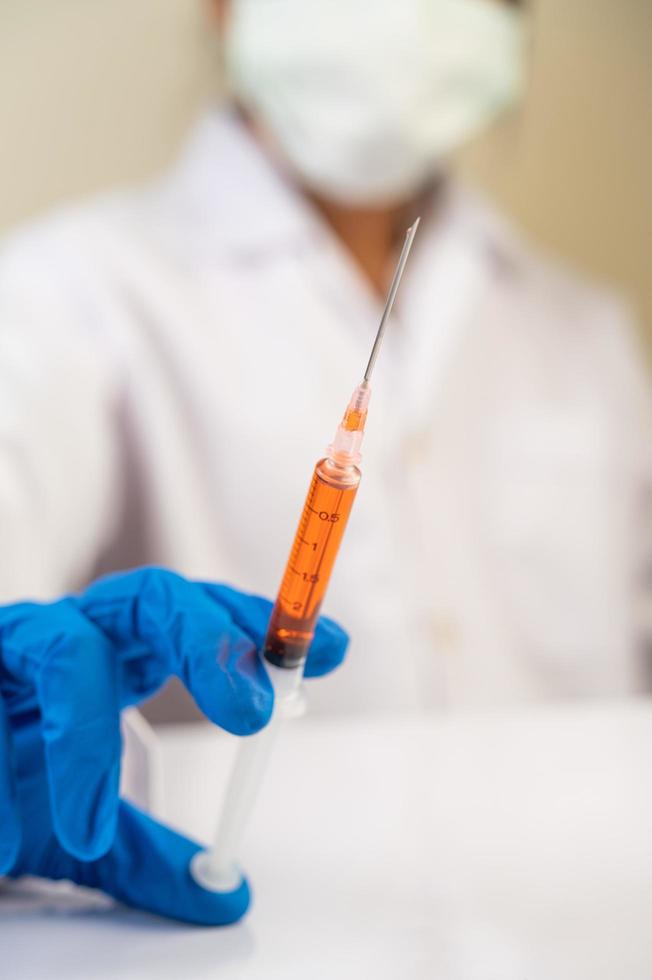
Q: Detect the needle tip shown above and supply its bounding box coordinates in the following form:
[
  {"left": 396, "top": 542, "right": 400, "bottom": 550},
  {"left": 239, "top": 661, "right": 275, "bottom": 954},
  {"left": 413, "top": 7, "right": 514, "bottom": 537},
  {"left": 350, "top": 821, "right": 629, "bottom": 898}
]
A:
[{"left": 361, "top": 215, "right": 422, "bottom": 383}]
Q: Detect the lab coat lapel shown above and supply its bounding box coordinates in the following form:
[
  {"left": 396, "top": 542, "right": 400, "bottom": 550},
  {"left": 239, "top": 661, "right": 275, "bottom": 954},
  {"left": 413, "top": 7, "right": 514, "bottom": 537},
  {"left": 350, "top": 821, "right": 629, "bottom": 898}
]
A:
[
  {"left": 391, "top": 188, "right": 494, "bottom": 448},
  {"left": 158, "top": 109, "right": 323, "bottom": 265}
]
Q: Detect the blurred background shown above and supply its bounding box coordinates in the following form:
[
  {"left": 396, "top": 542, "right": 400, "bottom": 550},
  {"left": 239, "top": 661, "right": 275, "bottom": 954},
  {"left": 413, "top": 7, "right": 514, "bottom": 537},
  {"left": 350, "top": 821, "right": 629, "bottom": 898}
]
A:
[{"left": 1, "top": 0, "right": 650, "bottom": 346}]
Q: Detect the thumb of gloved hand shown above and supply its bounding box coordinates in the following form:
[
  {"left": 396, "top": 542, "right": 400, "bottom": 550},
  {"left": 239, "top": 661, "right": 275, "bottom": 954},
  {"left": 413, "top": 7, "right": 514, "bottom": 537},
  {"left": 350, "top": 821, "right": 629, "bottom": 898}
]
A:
[{"left": 27, "top": 801, "right": 250, "bottom": 926}]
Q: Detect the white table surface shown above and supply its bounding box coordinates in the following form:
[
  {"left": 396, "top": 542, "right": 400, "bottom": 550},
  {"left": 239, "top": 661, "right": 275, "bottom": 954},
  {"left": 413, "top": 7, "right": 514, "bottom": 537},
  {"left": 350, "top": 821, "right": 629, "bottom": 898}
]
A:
[{"left": 3, "top": 702, "right": 652, "bottom": 980}]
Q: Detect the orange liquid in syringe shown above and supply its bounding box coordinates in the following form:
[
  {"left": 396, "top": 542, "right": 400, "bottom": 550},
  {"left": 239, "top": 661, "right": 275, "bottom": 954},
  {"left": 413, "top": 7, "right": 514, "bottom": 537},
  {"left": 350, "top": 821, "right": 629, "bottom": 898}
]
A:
[{"left": 263, "top": 456, "right": 360, "bottom": 669}]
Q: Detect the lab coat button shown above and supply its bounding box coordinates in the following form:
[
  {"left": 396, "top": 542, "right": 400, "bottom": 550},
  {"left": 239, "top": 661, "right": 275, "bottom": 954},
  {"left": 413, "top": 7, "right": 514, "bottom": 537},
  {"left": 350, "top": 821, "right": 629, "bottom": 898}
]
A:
[
  {"left": 429, "top": 615, "right": 460, "bottom": 655},
  {"left": 403, "top": 430, "right": 430, "bottom": 464}
]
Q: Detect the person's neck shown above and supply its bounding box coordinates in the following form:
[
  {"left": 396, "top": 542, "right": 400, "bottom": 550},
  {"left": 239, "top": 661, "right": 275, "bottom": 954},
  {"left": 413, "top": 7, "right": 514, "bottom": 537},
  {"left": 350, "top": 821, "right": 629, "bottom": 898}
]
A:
[
  {"left": 237, "top": 107, "right": 432, "bottom": 295},
  {"left": 309, "top": 197, "right": 416, "bottom": 297}
]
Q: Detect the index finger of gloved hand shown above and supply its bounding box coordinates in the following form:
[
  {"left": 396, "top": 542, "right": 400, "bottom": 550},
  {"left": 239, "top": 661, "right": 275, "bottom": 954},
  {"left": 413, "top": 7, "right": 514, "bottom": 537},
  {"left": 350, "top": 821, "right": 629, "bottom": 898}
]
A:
[
  {"left": 302, "top": 613, "right": 349, "bottom": 678},
  {"left": 69, "top": 801, "right": 251, "bottom": 927},
  {"left": 0, "top": 696, "right": 21, "bottom": 873},
  {"left": 200, "top": 584, "right": 350, "bottom": 678},
  {"left": 1, "top": 600, "right": 121, "bottom": 861},
  {"left": 78, "top": 568, "right": 274, "bottom": 736}
]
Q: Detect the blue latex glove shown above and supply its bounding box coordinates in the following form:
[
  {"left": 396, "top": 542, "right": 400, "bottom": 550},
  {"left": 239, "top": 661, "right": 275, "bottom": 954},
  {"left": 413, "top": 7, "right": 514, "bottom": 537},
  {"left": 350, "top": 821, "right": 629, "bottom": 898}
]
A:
[{"left": 0, "top": 567, "right": 348, "bottom": 925}]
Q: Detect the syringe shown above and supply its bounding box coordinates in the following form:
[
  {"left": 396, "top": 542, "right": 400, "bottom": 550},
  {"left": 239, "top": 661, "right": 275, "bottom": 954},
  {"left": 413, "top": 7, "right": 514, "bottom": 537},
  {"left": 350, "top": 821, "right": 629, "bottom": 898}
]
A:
[{"left": 191, "top": 217, "right": 420, "bottom": 893}]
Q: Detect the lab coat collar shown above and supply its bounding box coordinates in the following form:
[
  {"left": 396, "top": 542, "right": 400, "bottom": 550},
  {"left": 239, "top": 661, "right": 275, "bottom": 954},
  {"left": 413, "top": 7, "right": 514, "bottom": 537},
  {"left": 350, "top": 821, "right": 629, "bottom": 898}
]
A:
[
  {"left": 156, "top": 107, "right": 324, "bottom": 260},
  {"left": 156, "top": 105, "right": 527, "bottom": 280}
]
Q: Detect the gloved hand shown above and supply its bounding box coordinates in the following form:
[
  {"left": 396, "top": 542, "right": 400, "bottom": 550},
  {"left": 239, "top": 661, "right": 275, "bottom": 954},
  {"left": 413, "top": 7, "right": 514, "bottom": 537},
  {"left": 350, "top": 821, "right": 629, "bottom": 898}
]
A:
[{"left": 0, "top": 566, "right": 347, "bottom": 925}]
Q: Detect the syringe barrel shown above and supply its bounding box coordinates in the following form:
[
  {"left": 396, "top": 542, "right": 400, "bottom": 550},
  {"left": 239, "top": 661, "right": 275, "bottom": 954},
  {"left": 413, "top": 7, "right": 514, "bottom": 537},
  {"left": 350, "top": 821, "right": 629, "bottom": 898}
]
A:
[{"left": 263, "top": 456, "right": 361, "bottom": 670}]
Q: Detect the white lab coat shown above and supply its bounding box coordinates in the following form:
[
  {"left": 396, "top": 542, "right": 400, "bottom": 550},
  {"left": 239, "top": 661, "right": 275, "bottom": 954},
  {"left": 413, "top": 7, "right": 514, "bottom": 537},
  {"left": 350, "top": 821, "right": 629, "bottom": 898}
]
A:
[{"left": 0, "top": 109, "right": 650, "bottom": 712}]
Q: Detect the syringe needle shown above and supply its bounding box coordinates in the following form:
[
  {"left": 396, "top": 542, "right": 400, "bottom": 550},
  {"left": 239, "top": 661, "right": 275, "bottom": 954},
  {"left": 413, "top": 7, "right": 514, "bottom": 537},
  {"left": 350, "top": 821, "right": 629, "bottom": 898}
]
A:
[{"left": 363, "top": 216, "right": 421, "bottom": 383}]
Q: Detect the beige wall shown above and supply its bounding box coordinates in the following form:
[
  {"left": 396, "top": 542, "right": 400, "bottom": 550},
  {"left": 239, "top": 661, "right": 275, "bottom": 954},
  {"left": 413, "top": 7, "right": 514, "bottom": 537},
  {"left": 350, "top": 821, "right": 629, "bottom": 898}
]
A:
[
  {"left": 0, "top": 0, "right": 214, "bottom": 219},
  {"left": 458, "top": 0, "right": 652, "bottom": 347},
  {"left": 1, "top": 0, "right": 650, "bottom": 344}
]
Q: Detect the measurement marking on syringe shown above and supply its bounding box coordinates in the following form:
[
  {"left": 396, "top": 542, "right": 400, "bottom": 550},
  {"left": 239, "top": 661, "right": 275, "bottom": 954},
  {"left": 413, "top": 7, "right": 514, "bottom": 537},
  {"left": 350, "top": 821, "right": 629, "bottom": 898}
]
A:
[{"left": 305, "top": 486, "right": 345, "bottom": 614}]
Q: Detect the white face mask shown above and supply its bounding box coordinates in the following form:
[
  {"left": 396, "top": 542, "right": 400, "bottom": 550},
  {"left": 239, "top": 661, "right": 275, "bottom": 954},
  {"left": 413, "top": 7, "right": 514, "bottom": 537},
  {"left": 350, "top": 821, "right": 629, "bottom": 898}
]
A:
[{"left": 225, "top": 0, "right": 526, "bottom": 206}]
